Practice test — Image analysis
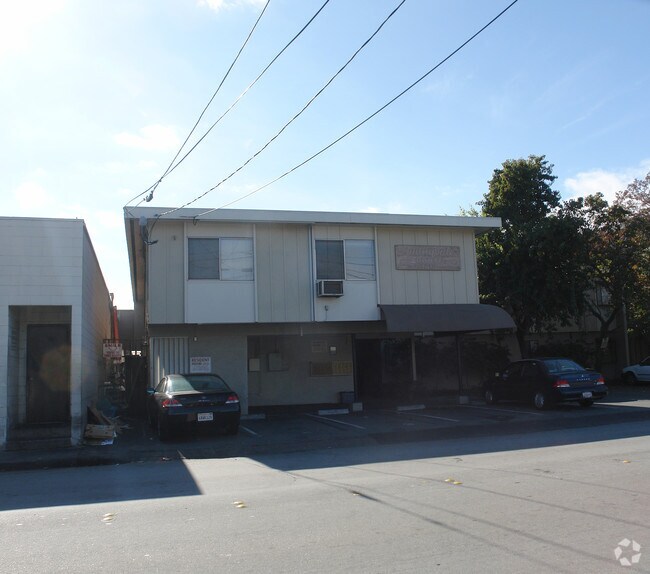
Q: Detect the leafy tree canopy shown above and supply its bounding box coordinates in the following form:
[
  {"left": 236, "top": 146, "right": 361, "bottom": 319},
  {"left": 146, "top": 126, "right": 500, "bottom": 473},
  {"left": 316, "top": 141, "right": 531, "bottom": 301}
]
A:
[
  {"left": 579, "top": 174, "right": 650, "bottom": 343},
  {"left": 480, "top": 155, "right": 560, "bottom": 227},
  {"left": 477, "top": 155, "right": 589, "bottom": 354}
]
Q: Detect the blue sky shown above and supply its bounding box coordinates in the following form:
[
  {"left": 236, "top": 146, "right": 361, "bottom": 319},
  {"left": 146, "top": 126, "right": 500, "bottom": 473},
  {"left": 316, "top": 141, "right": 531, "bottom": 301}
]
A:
[{"left": 2, "top": 0, "right": 649, "bottom": 309}]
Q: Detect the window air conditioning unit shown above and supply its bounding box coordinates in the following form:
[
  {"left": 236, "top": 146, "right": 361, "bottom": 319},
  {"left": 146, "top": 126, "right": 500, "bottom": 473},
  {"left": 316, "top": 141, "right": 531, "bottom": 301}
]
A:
[{"left": 316, "top": 280, "right": 344, "bottom": 297}]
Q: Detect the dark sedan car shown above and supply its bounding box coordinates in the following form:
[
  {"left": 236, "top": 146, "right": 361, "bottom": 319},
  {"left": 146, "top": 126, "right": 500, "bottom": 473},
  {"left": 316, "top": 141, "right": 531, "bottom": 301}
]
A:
[
  {"left": 146, "top": 373, "right": 240, "bottom": 440},
  {"left": 483, "top": 358, "right": 608, "bottom": 409}
]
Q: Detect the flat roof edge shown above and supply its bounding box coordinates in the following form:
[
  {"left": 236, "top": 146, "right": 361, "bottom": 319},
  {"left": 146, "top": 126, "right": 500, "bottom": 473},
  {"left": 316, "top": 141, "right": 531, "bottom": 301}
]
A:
[{"left": 123, "top": 207, "right": 500, "bottom": 229}]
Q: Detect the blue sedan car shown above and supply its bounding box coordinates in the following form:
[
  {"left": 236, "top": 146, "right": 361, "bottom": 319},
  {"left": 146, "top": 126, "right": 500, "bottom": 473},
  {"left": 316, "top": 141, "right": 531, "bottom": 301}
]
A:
[{"left": 484, "top": 358, "right": 608, "bottom": 409}]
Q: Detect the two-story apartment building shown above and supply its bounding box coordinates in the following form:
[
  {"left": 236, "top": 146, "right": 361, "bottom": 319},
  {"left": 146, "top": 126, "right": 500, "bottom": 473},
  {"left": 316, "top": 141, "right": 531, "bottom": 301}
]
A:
[{"left": 125, "top": 208, "right": 516, "bottom": 414}]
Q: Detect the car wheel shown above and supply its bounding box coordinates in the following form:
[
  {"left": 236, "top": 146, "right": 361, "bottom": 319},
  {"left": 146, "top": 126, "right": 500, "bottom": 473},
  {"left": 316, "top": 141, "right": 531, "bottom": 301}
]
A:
[
  {"left": 533, "top": 391, "right": 547, "bottom": 410},
  {"left": 579, "top": 399, "right": 594, "bottom": 407},
  {"left": 157, "top": 416, "right": 171, "bottom": 441},
  {"left": 623, "top": 372, "right": 637, "bottom": 385},
  {"left": 484, "top": 389, "right": 497, "bottom": 405}
]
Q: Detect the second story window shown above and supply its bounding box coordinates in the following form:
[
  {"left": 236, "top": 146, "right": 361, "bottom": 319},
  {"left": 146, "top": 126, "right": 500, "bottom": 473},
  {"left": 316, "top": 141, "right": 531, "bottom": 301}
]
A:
[
  {"left": 345, "top": 239, "right": 376, "bottom": 280},
  {"left": 188, "top": 238, "right": 253, "bottom": 281},
  {"left": 316, "top": 240, "right": 344, "bottom": 280},
  {"left": 315, "top": 239, "right": 376, "bottom": 280}
]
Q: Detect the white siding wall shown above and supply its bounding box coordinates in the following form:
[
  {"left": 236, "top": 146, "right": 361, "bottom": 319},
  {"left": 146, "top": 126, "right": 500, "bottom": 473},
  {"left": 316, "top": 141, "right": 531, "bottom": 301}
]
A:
[
  {"left": 376, "top": 226, "right": 479, "bottom": 305},
  {"left": 255, "top": 223, "right": 312, "bottom": 323},
  {"left": 147, "top": 221, "right": 185, "bottom": 324},
  {"left": 145, "top": 219, "right": 482, "bottom": 327},
  {"left": 150, "top": 337, "right": 189, "bottom": 387}
]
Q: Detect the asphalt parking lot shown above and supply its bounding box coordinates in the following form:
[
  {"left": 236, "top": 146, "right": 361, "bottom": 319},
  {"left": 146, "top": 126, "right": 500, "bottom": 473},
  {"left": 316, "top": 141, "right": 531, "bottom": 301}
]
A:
[
  {"left": 129, "top": 383, "right": 650, "bottom": 454},
  {"left": 2, "top": 384, "right": 649, "bottom": 472},
  {"left": 245, "top": 388, "right": 648, "bottom": 434}
]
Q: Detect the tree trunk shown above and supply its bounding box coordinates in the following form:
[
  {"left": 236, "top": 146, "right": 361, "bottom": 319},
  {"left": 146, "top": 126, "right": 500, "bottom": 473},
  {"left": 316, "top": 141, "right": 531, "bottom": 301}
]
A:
[
  {"left": 515, "top": 316, "right": 530, "bottom": 358},
  {"left": 591, "top": 306, "right": 619, "bottom": 371}
]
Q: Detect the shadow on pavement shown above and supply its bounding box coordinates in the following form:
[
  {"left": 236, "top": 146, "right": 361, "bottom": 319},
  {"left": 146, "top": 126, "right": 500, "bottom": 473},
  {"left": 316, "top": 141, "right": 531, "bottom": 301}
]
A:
[
  {"left": 0, "top": 458, "right": 201, "bottom": 511},
  {"left": 1, "top": 387, "right": 649, "bottom": 511},
  {"left": 255, "top": 413, "right": 650, "bottom": 473}
]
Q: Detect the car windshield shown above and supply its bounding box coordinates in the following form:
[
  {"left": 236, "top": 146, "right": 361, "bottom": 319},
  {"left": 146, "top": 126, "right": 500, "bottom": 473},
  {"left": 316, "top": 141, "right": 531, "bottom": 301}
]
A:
[
  {"left": 543, "top": 359, "right": 585, "bottom": 374},
  {"left": 168, "top": 375, "right": 230, "bottom": 393}
]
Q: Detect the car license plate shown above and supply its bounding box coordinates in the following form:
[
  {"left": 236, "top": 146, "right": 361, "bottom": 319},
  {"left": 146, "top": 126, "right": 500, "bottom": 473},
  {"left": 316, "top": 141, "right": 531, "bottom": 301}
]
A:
[
  {"left": 582, "top": 392, "right": 593, "bottom": 399},
  {"left": 197, "top": 413, "right": 213, "bottom": 422}
]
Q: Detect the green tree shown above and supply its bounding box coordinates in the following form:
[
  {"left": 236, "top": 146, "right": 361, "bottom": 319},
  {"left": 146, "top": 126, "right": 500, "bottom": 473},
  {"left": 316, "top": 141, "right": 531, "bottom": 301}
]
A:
[
  {"left": 576, "top": 175, "right": 650, "bottom": 365},
  {"left": 476, "top": 155, "right": 589, "bottom": 354},
  {"left": 615, "top": 173, "right": 650, "bottom": 343}
]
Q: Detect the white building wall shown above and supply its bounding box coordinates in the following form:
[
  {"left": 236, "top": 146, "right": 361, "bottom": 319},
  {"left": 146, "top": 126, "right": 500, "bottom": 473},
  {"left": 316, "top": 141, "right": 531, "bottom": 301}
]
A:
[
  {"left": 144, "top": 218, "right": 482, "bottom": 327},
  {"left": 376, "top": 226, "right": 480, "bottom": 305},
  {"left": 0, "top": 218, "right": 84, "bottom": 304},
  {"left": 248, "top": 333, "right": 353, "bottom": 407},
  {"left": 0, "top": 218, "right": 110, "bottom": 448},
  {"left": 79, "top": 229, "right": 112, "bottom": 442},
  {"left": 147, "top": 221, "right": 185, "bottom": 324},
  {"left": 255, "top": 223, "right": 312, "bottom": 323},
  {"left": 189, "top": 334, "right": 249, "bottom": 414}
]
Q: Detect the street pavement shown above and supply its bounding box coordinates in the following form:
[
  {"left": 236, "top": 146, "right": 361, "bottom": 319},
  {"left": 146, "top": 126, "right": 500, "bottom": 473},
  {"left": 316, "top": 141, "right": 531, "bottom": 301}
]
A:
[
  {"left": 1, "top": 384, "right": 649, "bottom": 473},
  {"left": 0, "top": 411, "right": 649, "bottom": 573}
]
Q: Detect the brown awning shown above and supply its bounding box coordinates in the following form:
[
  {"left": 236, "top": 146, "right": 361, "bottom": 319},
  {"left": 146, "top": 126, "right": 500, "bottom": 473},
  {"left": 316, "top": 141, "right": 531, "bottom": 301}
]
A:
[{"left": 379, "top": 304, "right": 515, "bottom": 334}]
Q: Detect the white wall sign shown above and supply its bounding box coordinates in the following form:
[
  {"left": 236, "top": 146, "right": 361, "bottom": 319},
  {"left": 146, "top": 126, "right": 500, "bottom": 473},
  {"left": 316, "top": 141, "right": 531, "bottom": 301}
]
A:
[
  {"left": 103, "top": 341, "right": 123, "bottom": 359},
  {"left": 190, "top": 356, "right": 212, "bottom": 373}
]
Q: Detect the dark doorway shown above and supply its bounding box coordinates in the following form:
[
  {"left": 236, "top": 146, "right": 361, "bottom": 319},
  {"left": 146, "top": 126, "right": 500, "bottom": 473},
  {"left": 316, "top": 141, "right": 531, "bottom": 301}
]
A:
[
  {"left": 355, "top": 338, "right": 413, "bottom": 400},
  {"left": 355, "top": 339, "right": 382, "bottom": 399},
  {"left": 27, "top": 324, "right": 71, "bottom": 424}
]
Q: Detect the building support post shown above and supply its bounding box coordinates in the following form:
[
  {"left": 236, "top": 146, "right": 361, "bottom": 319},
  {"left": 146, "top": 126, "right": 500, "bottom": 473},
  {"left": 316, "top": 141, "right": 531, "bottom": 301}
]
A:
[{"left": 457, "top": 334, "right": 468, "bottom": 404}]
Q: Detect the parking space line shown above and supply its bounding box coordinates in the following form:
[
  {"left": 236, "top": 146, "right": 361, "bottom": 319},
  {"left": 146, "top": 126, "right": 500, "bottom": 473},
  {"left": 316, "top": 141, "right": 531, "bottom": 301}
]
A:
[
  {"left": 399, "top": 412, "right": 461, "bottom": 423},
  {"left": 461, "top": 404, "right": 545, "bottom": 416},
  {"left": 305, "top": 413, "right": 366, "bottom": 430},
  {"left": 239, "top": 425, "right": 259, "bottom": 436}
]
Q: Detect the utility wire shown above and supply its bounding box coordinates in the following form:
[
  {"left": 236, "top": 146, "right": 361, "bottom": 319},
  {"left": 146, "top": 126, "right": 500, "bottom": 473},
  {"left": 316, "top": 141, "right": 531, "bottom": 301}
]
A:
[
  {"left": 147, "top": 0, "right": 334, "bottom": 192},
  {"left": 124, "top": 0, "right": 271, "bottom": 208},
  {"left": 155, "top": 0, "right": 409, "bottom": 220},
  {"left": 189, "top": 0, "right": 521, "bottom": 218}
]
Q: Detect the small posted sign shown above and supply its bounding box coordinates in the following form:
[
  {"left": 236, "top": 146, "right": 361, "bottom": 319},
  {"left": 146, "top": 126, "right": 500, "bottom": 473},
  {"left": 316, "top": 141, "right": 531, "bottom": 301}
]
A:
[
  {"left": 190, "top": 356, "right": 212, "bottom": 373},
  {"left": 103, "top": 340, "right": 123, "bottom": 359}
]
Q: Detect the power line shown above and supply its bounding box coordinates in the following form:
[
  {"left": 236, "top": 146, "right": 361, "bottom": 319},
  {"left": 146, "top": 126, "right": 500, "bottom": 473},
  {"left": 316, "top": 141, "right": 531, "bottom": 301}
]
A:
[
  {"left": 146, "top": 0, "right": 334, "bottom": 193},
  {"left": 190, "top": 0, "right": 521, "bottom": 218},
  {"left": 124, "top": 0, "right": 271, "bottom": 208},
  {"left": 126, "top": 0, "right": 334, "bottom": 210},
  {"left": 155, "top": 0, "right": 409, "bottom": 220}
]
